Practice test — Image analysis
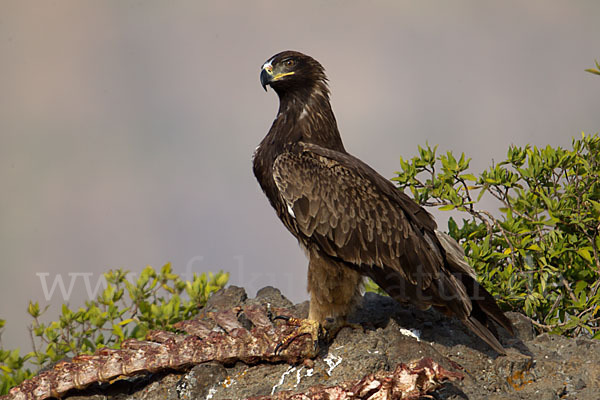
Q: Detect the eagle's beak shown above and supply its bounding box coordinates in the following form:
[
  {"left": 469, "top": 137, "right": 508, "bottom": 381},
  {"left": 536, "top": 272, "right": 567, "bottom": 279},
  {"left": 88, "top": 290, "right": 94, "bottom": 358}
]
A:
[
  {"left": 260, "top": 67, "right": 272, "bottom": 91},
  {"left": 261, "top": 62, "right": 295, "bottom": 91}
]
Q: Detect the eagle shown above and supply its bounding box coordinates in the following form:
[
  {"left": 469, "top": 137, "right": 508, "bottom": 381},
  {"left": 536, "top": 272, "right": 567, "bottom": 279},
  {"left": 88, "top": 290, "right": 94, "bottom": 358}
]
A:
[{"left": 253, "top": 50, "right": 514, "bottom": 354}]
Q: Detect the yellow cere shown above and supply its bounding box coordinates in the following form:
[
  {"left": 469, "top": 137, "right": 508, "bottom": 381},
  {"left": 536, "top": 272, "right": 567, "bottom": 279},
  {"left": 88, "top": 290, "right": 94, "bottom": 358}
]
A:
[{"left": 273, "top": 71, "right": 295, "bottom": 80}]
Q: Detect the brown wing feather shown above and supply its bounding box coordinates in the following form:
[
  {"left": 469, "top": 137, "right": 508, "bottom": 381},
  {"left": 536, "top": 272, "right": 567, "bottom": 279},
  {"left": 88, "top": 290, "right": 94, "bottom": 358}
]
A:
[
  {"left": 272, "top": 142, "right": 514, "bottom": 353},
  {"left": 273, "top": 143, "right": 444, "bottom": 288}
]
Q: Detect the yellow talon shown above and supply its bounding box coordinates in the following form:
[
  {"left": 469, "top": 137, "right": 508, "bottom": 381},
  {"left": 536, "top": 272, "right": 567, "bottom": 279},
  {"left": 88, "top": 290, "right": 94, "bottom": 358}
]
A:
[{"left": 274, "top": 317, "right": 323, "bottom": 355}]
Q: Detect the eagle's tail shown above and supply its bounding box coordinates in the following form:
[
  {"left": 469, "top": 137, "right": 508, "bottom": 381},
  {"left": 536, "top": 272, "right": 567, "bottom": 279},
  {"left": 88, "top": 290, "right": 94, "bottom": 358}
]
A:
[
  {"left": 462, "top": 309, "right": 507, "bottom": 355},
  {"left": 461, "top": 275, "right": 514, "bottom": 355},
  {"left": 465, "top": 275, "right": 515, "bottom": 336},
  {"left": 436, "top": 230, "right": 514, "bottom": 354}
]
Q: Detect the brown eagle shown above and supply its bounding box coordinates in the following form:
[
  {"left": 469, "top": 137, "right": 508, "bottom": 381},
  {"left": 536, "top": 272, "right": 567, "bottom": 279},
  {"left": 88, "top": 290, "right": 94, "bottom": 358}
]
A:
[{"left": 253, "top": 50, "right": 514, "bottom": 354}]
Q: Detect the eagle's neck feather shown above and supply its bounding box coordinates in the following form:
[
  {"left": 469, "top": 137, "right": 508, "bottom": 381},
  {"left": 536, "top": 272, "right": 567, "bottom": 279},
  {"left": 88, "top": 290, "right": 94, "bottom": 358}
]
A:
[{"left": 274, "top": 81, "right": 346, "bottom": 152}]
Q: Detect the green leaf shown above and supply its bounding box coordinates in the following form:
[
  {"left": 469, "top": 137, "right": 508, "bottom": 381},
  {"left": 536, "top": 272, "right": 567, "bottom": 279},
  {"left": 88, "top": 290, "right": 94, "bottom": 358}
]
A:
[
  {"left": 459, "top": 173, "right": 477, "bottom": 182},
  {"left": 585, "top": 67, "right": 600, "bottom": 76},
  {"left": 27, "top": 302, "right": 40, "bottom": 318},
  {"left": 112, "top": 324, "right": 124, "bottom": 342},
  {"left": 216, "top": 272, "right": 229, "bottom": 288},
  {"left": 577, "top": 248, "right": 593, "bottom": 263}
]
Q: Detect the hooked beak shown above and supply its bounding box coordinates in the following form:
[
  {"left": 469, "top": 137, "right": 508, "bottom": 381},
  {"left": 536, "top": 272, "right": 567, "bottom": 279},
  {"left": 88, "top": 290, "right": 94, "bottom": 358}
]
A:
[
  {"left": 260, "top": 66, "right": 272, "bottom": 91},
  {"left": 260, "top": 61, "right": 295, "bottom": 91}
]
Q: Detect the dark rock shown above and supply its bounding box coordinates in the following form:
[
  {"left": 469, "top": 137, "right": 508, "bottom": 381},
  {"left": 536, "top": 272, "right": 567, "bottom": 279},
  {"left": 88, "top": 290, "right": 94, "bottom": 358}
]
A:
[
  {"left": 291, "top": 300, "right": 309, "bottom": 318},
  {"left": 176, "top": 362, "right": 227, "bottom": 399},
  {"left": 493, "top": 353, "right": 534, "bottom": 392},
  {"left": 505, "top": 311, "right": 535, "bottom": 341},
  {"left": 536, "top": 388, "right": 559, "bottom": 400},
  {"left": 203, "top": 285, "right": 248, "bottom": 312},
  {"left": 574, "top": 377, "right": 587, "bottom": 390},
  {"left": 252, "top": 286, "right": 294, "bottom": 308},
  {"left": 124, "top": 373, "right": 181, "bottom": 399},
  {"left": 56, "top": 290, "right": 600, "bottom": 400}
]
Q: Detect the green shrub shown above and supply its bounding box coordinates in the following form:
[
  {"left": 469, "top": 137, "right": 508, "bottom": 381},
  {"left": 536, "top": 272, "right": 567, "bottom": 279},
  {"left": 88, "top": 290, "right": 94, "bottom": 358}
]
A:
[
  {"left": 392, "top": 133, "right": 600, "bottom": 338},
  {"left": 0, "top": 264, "right": 228, "bottom": 394}
]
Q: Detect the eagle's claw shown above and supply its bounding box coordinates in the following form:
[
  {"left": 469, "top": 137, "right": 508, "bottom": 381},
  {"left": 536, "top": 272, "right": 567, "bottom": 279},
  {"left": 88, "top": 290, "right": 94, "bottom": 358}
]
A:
[{"left": 274, "top": 317, "right": 323, "bottom": 355}]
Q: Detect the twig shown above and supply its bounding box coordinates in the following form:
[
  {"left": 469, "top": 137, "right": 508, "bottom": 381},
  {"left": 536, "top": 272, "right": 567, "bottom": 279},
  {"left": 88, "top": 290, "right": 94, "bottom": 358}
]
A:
[{"left": 561, "top": 276, "right": 578, "bottom": 304}]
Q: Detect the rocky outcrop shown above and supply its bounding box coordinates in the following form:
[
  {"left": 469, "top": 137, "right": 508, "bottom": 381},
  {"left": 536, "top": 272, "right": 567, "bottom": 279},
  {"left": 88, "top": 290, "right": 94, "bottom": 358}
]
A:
[{"left": 4, "top": 286, "right": 600, "bottom": 399}]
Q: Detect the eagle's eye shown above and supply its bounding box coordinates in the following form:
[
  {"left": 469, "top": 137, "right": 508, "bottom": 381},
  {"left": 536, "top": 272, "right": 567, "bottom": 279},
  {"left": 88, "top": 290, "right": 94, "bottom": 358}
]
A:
[{"left": 283, "top": 58, "right": 296, "bottom": 68}]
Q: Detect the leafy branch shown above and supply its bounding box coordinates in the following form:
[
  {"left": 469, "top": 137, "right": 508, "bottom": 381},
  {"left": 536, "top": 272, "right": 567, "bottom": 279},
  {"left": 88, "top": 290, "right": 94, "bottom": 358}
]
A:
[
  {"left": 0, "top": 264, "right": 228, "bottom": 394},
  {"left": 393, "top": 134, "right": 600, "bottom": 337}
]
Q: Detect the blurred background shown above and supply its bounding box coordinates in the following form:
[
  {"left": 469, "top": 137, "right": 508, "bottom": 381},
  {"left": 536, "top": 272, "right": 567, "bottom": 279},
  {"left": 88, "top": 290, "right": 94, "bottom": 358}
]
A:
[{"left": 1, "top": 0, "right": 598, "bottom": 354}]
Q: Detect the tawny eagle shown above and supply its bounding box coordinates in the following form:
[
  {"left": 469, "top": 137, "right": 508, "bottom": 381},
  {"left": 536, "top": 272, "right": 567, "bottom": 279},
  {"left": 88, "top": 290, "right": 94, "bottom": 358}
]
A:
[{"left": 253, "top": 50, "right": 513, "bottom": 354}]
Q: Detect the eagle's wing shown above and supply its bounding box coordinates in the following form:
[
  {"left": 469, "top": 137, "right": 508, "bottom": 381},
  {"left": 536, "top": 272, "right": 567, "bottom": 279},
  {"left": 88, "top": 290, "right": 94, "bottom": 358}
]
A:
[
  {"left": 273, "top": 142, "right": 445, "bottom": 289},
  {"left": 273, "top": 143, "right": 514, "bottom": 353}
]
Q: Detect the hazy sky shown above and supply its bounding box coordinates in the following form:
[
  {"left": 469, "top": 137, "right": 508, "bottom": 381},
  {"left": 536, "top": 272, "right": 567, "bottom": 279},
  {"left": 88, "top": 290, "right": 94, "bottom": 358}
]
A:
[{"left": 1, "top": 1, "right": 598, "bottom": 353}]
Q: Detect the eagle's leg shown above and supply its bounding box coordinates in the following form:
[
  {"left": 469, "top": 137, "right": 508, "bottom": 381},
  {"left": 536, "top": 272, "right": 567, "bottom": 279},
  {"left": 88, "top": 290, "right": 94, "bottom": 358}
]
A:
[
  {"left": 277, "top": 252, "right": 363, "bottom": 350},
  {"left": 307, "top": 253, "right": 363, "bottom": 336},
  {"left": 274, "top": 254, "right": 362, "bottom": 354},
  {"left": 308, "top": 252, "right": 363, "bottom": 328}
]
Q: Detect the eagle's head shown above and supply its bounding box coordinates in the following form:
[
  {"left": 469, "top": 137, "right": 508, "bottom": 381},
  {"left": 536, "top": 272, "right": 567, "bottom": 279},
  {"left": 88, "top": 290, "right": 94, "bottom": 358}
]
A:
[{"left": 260, "top": 51, "right": 327, "bottom": 95}]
